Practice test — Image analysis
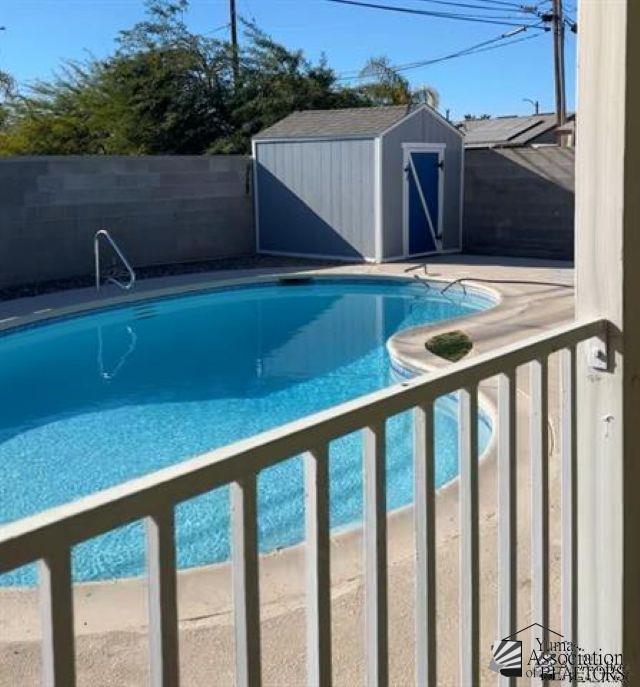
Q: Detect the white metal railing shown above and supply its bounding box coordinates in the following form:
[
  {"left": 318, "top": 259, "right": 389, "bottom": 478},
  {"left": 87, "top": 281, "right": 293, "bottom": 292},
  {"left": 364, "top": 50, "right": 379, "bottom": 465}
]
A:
[
  {"left": 0, "top": 317, "right": 606, "bottom": 686},
  {"left": 94, "top": 229, "right": 136, "bottom": 292}
]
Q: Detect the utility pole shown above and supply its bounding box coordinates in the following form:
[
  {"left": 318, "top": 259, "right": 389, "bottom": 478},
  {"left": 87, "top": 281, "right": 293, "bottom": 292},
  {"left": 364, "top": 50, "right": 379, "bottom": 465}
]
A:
[
  {"left": 552, "top": 0, "right": 567, "bottom": 126},
  {"left": 229, "top": 0, "right": 240, "bottom": 85}
]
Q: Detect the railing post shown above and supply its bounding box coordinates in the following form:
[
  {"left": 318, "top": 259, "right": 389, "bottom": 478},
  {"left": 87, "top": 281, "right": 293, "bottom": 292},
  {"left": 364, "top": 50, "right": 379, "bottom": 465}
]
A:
[
  {"left": 498, "top": 370, "right": 517, "bottom": 686},
  {"left": 414, "top": 401, "right": 436, "bottom": 687},
  {"left": 561, "top": 347, "right": 577, "bottom": 642},
  {"left": 530, "top": 358, "right": 549, "bottom": 647},
  {"left": 305, "top": 445, "right": 332, "bottom": 687},
  {"left": 459, "top": 386, "right": 479, "bottom": 686},
  {"left": 147, "top": 507, "right": 180, "bottom": 687},
  {"left": 363, "top": 421, "right": 388, "bottom": 687},
  {"left": 231, "top": 475, "right": 262, "bottom": 687},
  {"left": 39, "top": 548, "right": 76, "bottom": 687},
  {"left": 575, "top": 1, "right": 640, "bottom": 672}
]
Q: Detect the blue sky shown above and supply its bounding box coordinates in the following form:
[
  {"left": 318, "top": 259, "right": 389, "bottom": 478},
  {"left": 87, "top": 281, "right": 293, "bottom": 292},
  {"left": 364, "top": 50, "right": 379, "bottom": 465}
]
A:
[{"left": 0, "top": 0, "right": 576, "bottom": 121}]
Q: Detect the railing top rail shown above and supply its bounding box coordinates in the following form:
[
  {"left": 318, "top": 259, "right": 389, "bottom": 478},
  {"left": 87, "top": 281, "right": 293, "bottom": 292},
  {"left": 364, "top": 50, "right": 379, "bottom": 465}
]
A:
[{"left": 0, "top": 317, "right": 606, "bottom": 574}]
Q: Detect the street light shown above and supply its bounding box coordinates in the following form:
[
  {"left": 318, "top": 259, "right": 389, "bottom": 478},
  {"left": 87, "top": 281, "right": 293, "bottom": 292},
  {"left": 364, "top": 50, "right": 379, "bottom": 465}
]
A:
[{"left": 523, "top": 97, "right": 540, "bottom": 115}]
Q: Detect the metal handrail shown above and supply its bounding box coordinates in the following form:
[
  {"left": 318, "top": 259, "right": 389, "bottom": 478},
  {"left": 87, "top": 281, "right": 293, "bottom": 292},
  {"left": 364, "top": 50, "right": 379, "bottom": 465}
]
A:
[
  {"left": 441, "top": 276, "right": 468, "bottom": 296},
  {"left": 94, "top": 229, "right": 136, "bottom": 292}
]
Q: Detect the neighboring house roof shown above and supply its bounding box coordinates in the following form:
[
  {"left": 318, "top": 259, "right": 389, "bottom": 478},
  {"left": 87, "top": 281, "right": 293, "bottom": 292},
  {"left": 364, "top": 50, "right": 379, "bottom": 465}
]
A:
[
  {"left": 458, "top": 113, "right": 572, "bottom": 148},
  {"left": 254, "top": 105, "right": 413, "bottom": 140}
]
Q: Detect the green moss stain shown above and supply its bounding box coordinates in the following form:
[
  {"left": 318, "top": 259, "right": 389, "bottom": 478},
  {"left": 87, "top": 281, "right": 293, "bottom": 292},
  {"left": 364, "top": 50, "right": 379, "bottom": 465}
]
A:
[{"left": 425, "top": 330, "right": 472, "bottom": 362}]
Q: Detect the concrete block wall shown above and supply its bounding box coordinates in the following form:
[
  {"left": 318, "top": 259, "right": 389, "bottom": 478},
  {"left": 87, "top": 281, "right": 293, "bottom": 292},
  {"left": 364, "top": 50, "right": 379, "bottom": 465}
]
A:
[
  {"left": 0, "top": 155, "right": 254, "bottom": 289},
  {"left": 463, "top": 147, "right": 574, "bottom": 260}
]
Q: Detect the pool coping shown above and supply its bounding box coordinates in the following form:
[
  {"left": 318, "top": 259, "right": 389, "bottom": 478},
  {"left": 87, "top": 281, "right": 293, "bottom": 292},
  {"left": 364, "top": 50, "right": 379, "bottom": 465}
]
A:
[
  {"left": 0, "top": 271, "right": 498, "bottom": 337},
  {"left": 0, "top": 260, "right": 573, "bottom": 642}
]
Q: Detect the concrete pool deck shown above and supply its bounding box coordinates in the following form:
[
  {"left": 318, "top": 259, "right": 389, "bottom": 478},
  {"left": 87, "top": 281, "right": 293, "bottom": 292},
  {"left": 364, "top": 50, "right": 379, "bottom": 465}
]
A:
[{"left": 0, "top": 256, "right": 574, "bottom": 686}]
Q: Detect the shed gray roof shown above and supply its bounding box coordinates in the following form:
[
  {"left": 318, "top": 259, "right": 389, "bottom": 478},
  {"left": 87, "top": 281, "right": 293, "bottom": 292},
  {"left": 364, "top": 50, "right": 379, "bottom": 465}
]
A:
[
  {"left": 254, "top": 105, "right": 412, "bottom": 140},
  {"left": 457, "top": 114, "right": 567, "bottom": 148}
]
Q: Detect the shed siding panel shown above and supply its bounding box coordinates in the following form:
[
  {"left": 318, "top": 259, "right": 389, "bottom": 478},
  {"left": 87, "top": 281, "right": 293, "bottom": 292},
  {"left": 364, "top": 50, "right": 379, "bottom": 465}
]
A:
[
  {"left": 381, "top": 109, "right": 463, "bottom": 257},
  {"left": 381, "top": 114, "right": 423, "bottom": 258},
  {"left": 256, "top": 139, "right": 376, "bottom": 259}
]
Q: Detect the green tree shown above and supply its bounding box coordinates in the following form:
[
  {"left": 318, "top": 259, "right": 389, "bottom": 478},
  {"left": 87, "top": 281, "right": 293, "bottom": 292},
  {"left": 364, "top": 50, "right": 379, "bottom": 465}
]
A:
[
  {"left": 0, "top": 2, "right": 443, "bottom": 155},
  {"left": 0, "top": 61, "right": 108, "bottom": 155},
  {"left": 359, "top": 56, "right": 412, "bottom": 105},
  {"left": 0, "top": 70, "right": 13, "bottom": 102},
  {"left": 359, "top": 56, "right": 440, "bottom": 109},
  {"left": 209, "top": 23, "right": 367, "bottom": 153},
  {"left": 0, "top": 69, "right": 14, "bottom": 130},
  {"left": 101, "top": 0, "right": 233, "bottom": 153},
  {"left": 0, "top": 1, "right": 232, "bottom": 154}
]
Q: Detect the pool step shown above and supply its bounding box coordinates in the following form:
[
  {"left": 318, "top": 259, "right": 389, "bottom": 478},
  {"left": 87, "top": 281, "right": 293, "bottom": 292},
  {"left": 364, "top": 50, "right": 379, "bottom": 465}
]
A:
[{"left": 132, "top": 305, "right": 159, "bottom": 320}]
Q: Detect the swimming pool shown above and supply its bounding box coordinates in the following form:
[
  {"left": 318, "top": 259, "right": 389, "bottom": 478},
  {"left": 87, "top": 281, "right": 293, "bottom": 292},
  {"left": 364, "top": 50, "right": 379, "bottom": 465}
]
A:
[{"left": 0, "top": 277, "right": 493, "bottom": 585}]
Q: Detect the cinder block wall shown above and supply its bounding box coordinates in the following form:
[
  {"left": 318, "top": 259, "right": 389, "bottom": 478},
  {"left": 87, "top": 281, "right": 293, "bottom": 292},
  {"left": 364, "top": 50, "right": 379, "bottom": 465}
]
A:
[
  {"left": 463, "top": 147, "right": 574, "bottom": 260},
  {"left": 0, "top": 155, "right": 254, "bottom": 289}
]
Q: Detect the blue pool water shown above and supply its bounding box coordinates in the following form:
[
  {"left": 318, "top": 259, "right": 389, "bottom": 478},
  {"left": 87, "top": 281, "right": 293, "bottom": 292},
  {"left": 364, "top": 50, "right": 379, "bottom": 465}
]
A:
[{"left": 0, "top": 278, "right": 493, "bottom": 586}]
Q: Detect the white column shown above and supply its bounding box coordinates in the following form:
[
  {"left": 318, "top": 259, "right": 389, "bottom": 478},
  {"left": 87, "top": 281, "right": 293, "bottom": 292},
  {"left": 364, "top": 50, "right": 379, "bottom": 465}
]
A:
[{"left": 575, "top": 0, "right": 640, "bottom": 674}]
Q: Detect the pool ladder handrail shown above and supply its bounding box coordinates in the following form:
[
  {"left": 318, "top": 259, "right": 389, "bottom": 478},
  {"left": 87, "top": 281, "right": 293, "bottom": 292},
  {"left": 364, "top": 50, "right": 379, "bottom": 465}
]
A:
[
  {"left": 94, "top": 229, "right": 136, "bottom": 292},
  {"left": 441, "top": 276, "right": 468, "bottom": 296}
]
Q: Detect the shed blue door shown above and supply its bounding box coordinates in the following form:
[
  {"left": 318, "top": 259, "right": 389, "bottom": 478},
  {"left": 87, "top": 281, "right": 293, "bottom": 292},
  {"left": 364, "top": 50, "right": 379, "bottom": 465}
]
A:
[{"left": 406, "top": 150, "right": 441, "bottom": 255}]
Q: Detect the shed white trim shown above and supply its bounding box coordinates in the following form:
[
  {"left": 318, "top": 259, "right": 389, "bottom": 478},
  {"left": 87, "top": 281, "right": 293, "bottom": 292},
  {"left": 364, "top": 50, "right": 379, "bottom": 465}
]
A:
[
  {"left": 254, "top": 134, "right": 376, "bottom": 144},
  {"left": 251, "top": 139, "right": 261, "bottom": 254},
  {"left": 374, "top": 137, "right": 383, "bottom": 262},
  {"left": 379, "top": 105, "right": 463, "bottom": 140}
]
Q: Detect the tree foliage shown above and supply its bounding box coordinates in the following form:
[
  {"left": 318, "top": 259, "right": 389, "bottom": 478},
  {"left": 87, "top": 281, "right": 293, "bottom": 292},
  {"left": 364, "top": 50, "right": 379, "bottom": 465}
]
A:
[
  {"left": 358, "top": 56, "right": 440, "bottom": 109},
  {"left": 0, "top": 1, "right": 232, "bottom": 154},
  {"left": 0, "top": 1, "right": 441, "bottom": 155},
  {"left": 0, "top": 69, "right": 14, "bottom": 130},
  {"left": 359, "top": 56, "right": 412, "bottom": 105},
  {"left": 211, "top": 22, "right": 367, "bottom": 153}
]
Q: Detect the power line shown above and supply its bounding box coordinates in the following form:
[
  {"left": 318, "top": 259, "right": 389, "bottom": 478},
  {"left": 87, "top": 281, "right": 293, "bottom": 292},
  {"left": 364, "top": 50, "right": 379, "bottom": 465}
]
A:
[
  {"left": 472, "top": 0, "right": 537, "bottom": 8},
  {"left": 463, "top": 30, "right": 541, "bottom": 56},
  {"left": 337, "top": 27, "right": 543, "bottom": 79},
  {"left": 338, "top": 31, "right": 508, "bottom": 76},
  {"left": 327, "top": 0, "right": 548, "bottom": 29},
  {"left": 203, "top": 23, "right": 231, "bottom": 36},
  {"left": 403, "top": 0, "right": 541, "bottom": 14},
  {"left": 404, "top": 9, "right": 543, "bottom": 20}
]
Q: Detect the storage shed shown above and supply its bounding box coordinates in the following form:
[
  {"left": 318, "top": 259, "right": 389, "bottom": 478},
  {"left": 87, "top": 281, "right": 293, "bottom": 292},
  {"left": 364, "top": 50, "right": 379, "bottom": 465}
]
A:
[{"left": 252, "top": 105, "right": 464, "bottom": 262}]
